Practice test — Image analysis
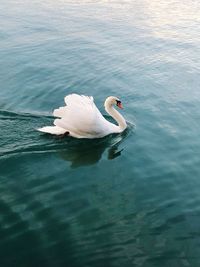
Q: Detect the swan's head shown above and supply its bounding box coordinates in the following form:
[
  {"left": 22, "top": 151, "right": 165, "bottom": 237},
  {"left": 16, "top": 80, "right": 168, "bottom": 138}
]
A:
[{"left": 104, "top": 96, "right": 123, "bottom": 109}]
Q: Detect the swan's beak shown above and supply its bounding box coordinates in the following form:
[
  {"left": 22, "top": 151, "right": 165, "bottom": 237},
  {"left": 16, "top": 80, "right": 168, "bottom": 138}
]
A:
[{"left": 117, "top": 102, "right": 123, "bottom": 109}]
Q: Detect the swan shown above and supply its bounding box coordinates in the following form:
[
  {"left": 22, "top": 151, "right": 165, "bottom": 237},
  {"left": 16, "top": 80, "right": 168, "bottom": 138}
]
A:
[{"left": 38, "top": 94, "right": 127, "bottom": 139}]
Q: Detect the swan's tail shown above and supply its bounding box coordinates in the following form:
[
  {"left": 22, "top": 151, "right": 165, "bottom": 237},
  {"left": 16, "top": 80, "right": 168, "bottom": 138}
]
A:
[{"left": 37, "top": 126, "right": 67, "bottom": 135}]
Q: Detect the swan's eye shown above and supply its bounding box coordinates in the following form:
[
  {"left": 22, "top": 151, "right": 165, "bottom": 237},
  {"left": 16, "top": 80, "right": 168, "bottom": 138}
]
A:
[{"left": 116, "top": 100, "right": 123, "bottom": 109}]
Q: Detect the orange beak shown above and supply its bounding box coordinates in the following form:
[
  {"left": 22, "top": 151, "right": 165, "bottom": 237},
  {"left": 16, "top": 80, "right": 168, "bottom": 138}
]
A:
[{"left": 117, "top": 102, "right": 123, "bottom": 109}]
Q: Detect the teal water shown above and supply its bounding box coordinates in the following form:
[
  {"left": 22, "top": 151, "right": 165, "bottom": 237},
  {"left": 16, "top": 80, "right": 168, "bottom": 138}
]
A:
[{"left": 1, "top": 0, "right": 200, "bottom": 266}]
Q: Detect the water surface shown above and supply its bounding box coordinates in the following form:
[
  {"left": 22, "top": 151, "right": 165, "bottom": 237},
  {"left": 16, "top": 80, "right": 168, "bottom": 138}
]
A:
[{"left": 1, "top": 0, "right": 200, "bottom": 266}]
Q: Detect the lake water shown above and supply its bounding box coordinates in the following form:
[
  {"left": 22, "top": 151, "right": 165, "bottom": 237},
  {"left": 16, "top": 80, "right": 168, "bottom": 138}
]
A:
[{"left": 1, "top": 0, "right": 200, "bottom": 266}]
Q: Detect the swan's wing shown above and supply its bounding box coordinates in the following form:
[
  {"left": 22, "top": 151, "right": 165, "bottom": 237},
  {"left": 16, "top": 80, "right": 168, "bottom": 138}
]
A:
[{"left": 53, "top": 94, "right": 108, "bottom": 138}]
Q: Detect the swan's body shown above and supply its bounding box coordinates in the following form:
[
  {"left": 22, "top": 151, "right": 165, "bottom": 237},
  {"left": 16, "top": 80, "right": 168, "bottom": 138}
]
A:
[{"left": 38, "top": 94, "right": 127, "bottom": 139}]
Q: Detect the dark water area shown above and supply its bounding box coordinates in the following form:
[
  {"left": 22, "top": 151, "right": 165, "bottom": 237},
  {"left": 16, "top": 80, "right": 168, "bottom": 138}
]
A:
[{"left": 1, "top": 0, "right": 200, "bottom": 266}]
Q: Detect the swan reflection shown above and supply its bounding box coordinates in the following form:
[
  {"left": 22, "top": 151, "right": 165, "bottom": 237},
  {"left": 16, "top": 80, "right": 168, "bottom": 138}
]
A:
[{"left": 59, "top": 130, "right": 128, "bottom": 168}]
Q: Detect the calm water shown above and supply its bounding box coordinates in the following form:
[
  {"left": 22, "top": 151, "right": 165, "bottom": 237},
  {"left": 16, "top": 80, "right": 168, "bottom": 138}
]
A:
[{"left": 1, "top": 0, "right": 200, "bottom": 266}]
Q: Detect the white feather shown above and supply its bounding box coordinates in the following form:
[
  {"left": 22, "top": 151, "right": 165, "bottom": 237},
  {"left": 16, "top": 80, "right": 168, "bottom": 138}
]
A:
[{"left": 38, "top": 126, "right": 66, "bottom": 135}]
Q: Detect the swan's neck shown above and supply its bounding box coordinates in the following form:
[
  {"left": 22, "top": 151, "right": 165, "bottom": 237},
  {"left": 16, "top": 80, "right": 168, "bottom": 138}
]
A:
[{"left": 105, "top": 104, "right": 127, "bottom": 131}]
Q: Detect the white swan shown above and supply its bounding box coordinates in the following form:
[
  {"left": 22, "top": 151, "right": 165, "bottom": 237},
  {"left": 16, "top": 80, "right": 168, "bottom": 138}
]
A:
[{"left": 38, "top": 94, "right": 127, "bottom": 139}]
